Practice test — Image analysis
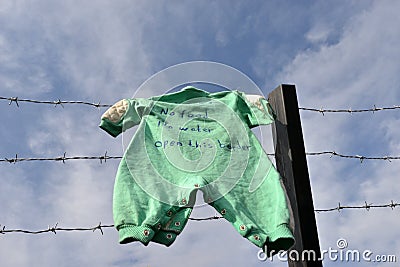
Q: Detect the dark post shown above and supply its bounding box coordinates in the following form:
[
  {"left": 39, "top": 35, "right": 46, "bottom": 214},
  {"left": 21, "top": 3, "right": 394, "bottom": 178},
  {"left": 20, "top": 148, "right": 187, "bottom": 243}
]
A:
[{"left": 268, "top": 84, "right": 323, "bottom": 267}]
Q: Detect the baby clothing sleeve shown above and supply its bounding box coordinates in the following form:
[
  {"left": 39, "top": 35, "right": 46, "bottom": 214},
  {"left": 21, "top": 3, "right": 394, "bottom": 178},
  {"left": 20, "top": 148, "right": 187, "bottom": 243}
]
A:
[
  {"left": 241, "top": 93, "right": 275, "bottom": 127},
  {"left": 99, "top": 98, "right": 147, "bottom": 137}
]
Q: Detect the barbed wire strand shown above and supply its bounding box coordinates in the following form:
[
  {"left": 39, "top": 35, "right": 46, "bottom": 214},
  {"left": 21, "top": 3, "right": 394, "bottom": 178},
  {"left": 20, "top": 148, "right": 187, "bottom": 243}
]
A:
[
  {"left": 1, "top": 96, "right": 400, "bottom": 114},
  {"left": 1, "top": 201, "right": 398, "bottom": 235},
  {"left": 1, "top": 151, "right": 399, "bottom": 164},
  {"left": 306, "top": 151, "right": 400, "bottom": 163},
  {"left": 0, "top": 152, "right": 122, "bottom": 164},
  {"left": 0, "top": 222, "right": 114, "bottom": 235},
  {"left": 0, "top": 96, "right": 111, "bottom": 108},
  {"left": 299, "top": 105, "right": 400, "bottom": 115},
  {"left": 0, "top": 216, "right": 222, "bottom": 235},
  {"left": 315, "top": 200, "right": 399, "bottom": 212}
]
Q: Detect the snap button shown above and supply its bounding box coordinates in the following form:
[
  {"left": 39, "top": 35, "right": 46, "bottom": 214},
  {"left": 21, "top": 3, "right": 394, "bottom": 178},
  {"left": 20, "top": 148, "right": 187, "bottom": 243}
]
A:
[
  {"left": 239, "top": 225, "right": 246, "bottom": 231},
  {"left": 182, "top": 198, "right": 187, "bottom": 204},
  {"left": 220, "top": 209, "right": 226, "bottom": 215},
  {"left": 143, "top": 229, "right": 149, "bottom": 236},
  {"left": 194, "top": 184, "right": 200, "bottom": 188},
  {"left": 166, "top": 233, "right": 173, "bottom": 239},
  {"left": 157, "top": 223, "right": 162, "bottom": 230},
  {"left": 207, "top": 198, "right": 213, "bottom": 203},
  {"left": 175, "top": 222, "right": 181, "bottom": 226},
  {"left": 254, "top": 235, "right": 260, "bottom": 240},
  {"left": 166, "top": 210, "right": 173, "bottom": 216}
]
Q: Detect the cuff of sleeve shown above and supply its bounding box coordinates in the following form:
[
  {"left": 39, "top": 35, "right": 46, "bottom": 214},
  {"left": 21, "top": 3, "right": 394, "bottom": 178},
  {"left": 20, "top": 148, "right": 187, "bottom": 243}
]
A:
[
  {"left": 118, "top": 224, "right": 155, "bottom": 245},
  {"left": 265, "top": 224, "right": 295, "bottom": 256},
  {"left": 99, "top": 119, "right": 122, "bottom": 137}
]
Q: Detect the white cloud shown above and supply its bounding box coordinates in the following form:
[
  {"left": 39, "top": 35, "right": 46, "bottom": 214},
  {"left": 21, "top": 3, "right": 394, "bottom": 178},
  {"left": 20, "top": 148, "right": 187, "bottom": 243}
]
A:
[
  {"left": 305, "top": 24, "right": 331, "bottom": 44},
  {"left": 279, "top": 1, "right": 400, "bottom": 104}
]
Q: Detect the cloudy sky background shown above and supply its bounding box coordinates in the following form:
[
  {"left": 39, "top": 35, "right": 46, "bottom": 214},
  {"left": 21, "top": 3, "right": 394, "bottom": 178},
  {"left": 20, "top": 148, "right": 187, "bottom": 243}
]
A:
[{"left": 1, "top": 1, "right": 399, "bottom": 266}]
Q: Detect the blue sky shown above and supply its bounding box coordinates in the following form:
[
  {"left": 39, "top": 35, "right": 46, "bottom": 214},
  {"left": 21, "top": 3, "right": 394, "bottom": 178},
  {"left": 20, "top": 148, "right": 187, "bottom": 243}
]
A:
[{"left": 1, "top": 1, "right": 399, "bottom": 266}]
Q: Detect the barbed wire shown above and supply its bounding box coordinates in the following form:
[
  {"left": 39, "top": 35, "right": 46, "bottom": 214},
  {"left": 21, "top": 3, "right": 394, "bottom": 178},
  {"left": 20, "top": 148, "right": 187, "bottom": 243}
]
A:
[
  {"left": 1, "top": 151, "right": 399, "bottom": 164},
  {"left": 0, "top": 216, "right": 223, "bottom": 235},
  {"left": 1, "top": 201, "right": 398, "bottom": 235},
  {"left": 0, "top": 96, "right": 111, "bottom": 108},
  {"left": 299, "top": 105, "right": 400, "bottom": 115},
  {"left": 2, "top": 96, "right": 400, "bottom": 114},
  {"left": 306, "top": 151, "right": 400, "bottom": 162},
  {"left": 315, "top": 200, "right": 399, "bottom": 212},
  {"left": 0, "top": 152, "right": 121, "bottom": 164},
  {"left": 0, "top": 222, "right": 114, "bottom": 235}
]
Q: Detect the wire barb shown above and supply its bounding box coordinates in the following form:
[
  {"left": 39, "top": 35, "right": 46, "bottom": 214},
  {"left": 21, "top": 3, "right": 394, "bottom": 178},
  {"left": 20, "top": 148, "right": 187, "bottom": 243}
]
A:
[
  {"left": 364, "top": 201, "right": 371, "bottom": 211},
  {"left": 390, "top": 200, "right": 396, "bottom": 210},
  {"left": 319, "top": 106, "right": 325, "bottom": 116},
  {"left": 94, "top": 101, "right": 102, "bottom": 109},
  {"left": 100, "top": 151, "right": 108, "bottom": 164},
  {"left": 48, "top": 223, "right": 58, "bottom": 234},
  {"left": 93, "top": 222, "right": 104, "bottom": 235},
  {"left": 8, "top": 97, "right": 19, "bottom": 107},
  {"left": 54, "top": 152, "right": 67, "bottom": 164},
  {"left": 4, "top": 154, "right": 18, "bottom": 164},
  {"left": 54, "top": 99, "right": 64, "bottom": 108}
]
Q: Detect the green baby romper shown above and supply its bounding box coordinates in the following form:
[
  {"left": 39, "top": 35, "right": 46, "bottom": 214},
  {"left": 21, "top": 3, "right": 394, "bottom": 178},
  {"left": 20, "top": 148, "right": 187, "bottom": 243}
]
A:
[{"left": 100, "top": 86, "right": 294, "bottom": 256}]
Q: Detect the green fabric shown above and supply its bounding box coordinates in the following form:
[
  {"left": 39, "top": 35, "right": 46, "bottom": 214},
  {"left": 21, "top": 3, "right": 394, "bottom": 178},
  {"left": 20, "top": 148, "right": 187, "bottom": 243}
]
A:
[{"left": 100, "top": 86, "right": 294, "bottom": 254}]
